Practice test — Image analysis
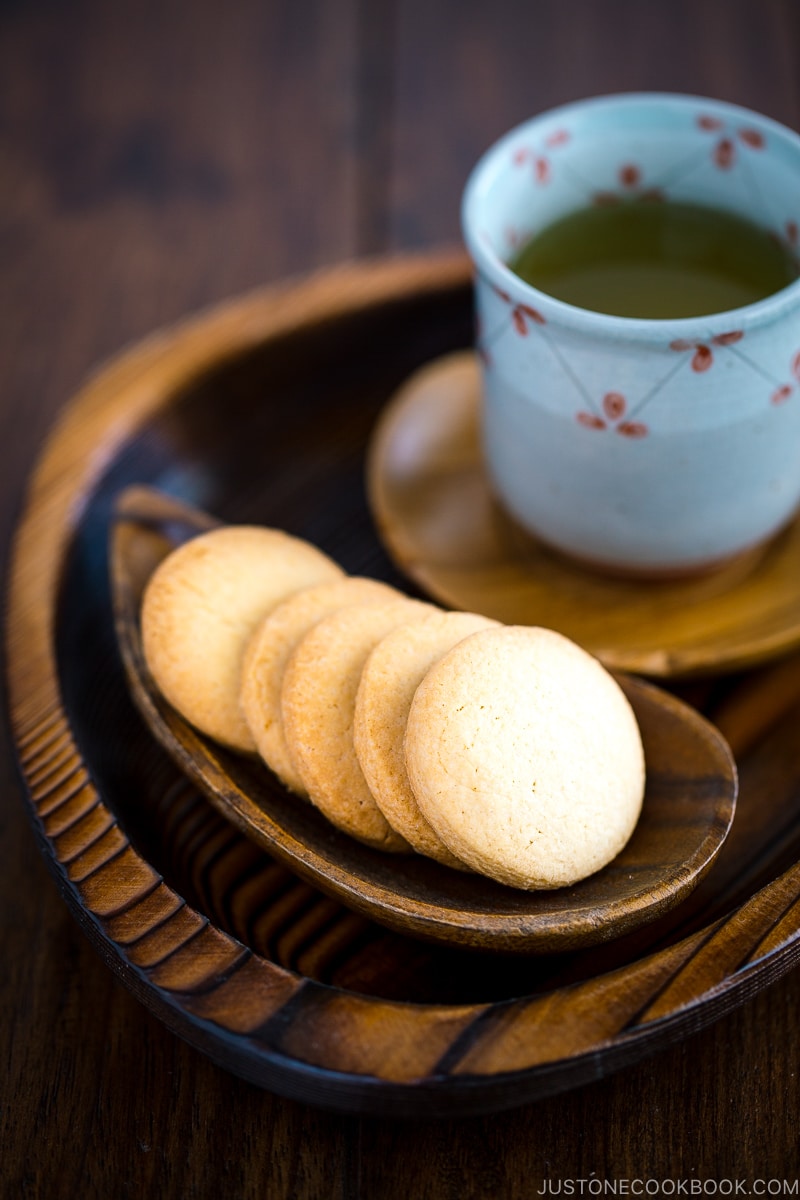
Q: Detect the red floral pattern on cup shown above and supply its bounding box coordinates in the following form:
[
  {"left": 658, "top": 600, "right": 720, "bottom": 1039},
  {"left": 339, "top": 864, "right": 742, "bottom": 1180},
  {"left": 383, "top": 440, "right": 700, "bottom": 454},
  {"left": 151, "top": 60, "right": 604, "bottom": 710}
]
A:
[
  {"left": 490, "top": 283, "right": 546, "bottom": 335},
  {"left": 593, "top": 163, "right": 664, "bottom": 206},
  {"left": 670, "top": 331, "right": 744, "bottom": 372},
  {"left": 512, "top": 128, "right": 570, "bottom": 186},
  {"left": 770, "top": 351, "right": 800, "bottom": 404},
  {"left": 511, "top": 303, "right": 546, "bottom": 335},
  {"left": 697, "top": 114, "right": 765, "bottom": 170},
  {"left": 577, "top": 393, "right": 648, "bottom": 437},
  {"left": 482, "top": 114, "right": 797, "bottom": 431}
]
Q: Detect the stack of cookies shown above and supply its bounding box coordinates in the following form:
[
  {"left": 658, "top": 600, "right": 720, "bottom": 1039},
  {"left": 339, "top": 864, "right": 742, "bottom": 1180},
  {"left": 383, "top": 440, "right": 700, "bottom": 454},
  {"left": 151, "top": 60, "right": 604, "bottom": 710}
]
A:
[{"left": 141, "top": 523, "right": 645, "bottom": 890}]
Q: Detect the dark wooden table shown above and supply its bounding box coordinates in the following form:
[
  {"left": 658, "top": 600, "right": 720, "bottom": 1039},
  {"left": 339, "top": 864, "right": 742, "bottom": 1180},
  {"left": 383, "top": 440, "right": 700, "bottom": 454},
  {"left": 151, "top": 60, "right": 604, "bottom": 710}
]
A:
[{"left": 3, "top": 1, "right": 800, "bottom": 1194}]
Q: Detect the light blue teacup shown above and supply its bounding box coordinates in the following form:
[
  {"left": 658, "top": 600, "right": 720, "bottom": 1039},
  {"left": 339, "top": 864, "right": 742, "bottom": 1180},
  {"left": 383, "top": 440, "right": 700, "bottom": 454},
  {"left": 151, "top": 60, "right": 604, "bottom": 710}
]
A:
[{"left": 462, "top": 93, "right": 800, "bottom": 575}]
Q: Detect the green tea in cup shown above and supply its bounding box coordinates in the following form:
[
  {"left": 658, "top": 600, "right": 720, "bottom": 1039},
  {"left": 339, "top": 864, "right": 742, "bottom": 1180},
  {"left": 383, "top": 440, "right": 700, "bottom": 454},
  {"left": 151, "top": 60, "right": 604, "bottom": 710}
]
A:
[
  {"left": 461, "top": 93, "right": 800, "bottom": 574},
  {"left": 509, "top": 199, "right": 798, "bottom": 319}
]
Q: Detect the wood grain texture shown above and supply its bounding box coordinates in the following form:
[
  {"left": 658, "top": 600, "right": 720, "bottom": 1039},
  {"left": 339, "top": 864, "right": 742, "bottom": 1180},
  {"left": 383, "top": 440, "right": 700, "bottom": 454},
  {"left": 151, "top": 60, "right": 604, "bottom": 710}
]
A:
[
  {"left": 3, "top": 0, "right": 800, "bottom": 1194},
  {"left": 389, "top": 0, "right": 800, "bottom": 251}
]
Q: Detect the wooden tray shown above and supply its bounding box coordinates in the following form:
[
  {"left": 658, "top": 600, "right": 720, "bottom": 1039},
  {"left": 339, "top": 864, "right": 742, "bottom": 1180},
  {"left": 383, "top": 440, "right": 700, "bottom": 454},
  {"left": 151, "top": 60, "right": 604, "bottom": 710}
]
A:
[{"left": 7, "top": 253, "right": 800, "bottom": 1117}]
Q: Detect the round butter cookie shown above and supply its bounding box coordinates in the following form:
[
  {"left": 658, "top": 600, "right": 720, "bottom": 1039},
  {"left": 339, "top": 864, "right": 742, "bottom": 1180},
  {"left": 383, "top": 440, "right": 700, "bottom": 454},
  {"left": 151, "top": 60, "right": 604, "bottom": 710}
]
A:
[
  {"left": 405, "top": 626, "right": 645, "bottom": 889},
  {"left": 354, "top": 610, "right": 498, "bottom": 868},
  {"left": 281, "top": 598, "right": 435, "bottom": 851},
  {"left": 241, "top": 576, "right": 401, "bottom": 796},
  {"left": 141, "top": 525, "right": 343, "bottom": 752}
]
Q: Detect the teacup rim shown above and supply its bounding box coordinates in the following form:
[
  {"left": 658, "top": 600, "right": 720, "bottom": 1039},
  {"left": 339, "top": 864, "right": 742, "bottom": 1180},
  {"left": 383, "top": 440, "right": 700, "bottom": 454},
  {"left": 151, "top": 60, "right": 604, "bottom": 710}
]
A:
[{"left": 462, "top": 91, "right": 800, "bottom": 339}]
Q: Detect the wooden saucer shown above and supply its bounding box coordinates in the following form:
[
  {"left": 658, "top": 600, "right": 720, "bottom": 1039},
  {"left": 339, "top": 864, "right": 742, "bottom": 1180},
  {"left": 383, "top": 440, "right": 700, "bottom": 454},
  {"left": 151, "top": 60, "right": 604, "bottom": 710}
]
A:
[{"left": 368, "top": 351, "right": 800, "bottom": 678}]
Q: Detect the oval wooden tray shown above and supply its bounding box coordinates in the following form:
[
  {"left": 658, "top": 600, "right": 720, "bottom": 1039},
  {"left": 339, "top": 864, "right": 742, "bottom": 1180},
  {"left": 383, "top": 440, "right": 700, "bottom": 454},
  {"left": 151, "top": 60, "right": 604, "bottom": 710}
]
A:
[{"left": 7, "top": 254, "right": 800, "bottom": 1117}]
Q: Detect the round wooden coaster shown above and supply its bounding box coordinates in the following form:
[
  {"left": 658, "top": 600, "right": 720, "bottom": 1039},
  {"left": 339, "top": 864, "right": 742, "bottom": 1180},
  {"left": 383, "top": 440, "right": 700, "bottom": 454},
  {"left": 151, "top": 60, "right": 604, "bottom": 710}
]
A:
[{"left": 368, "top": 351, "right": 800, "bottom": 677}]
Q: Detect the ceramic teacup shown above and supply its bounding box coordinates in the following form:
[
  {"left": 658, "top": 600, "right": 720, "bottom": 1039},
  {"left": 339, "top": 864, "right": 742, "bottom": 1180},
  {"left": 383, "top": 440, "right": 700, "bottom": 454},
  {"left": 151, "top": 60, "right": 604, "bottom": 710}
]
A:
[{"left": 462, "top": 93, "right": 800, "bottom": 575}]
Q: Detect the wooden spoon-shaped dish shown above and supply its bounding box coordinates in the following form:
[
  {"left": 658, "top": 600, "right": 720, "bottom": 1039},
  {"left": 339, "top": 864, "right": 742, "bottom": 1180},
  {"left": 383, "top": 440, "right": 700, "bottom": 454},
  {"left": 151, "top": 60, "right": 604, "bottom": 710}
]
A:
[{"left": 111, "top": 485, "right": 738, "bottom": 954}]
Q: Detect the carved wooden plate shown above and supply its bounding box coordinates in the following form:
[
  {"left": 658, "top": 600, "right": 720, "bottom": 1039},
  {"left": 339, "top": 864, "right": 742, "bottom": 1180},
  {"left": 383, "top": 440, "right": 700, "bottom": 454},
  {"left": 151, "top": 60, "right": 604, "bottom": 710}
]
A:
[
  {"left": 7, "top": 255, "right": 800, "bottom": 1116},
  {"left": 110, "top": 485, "right": 736, "bottom": 954}
]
